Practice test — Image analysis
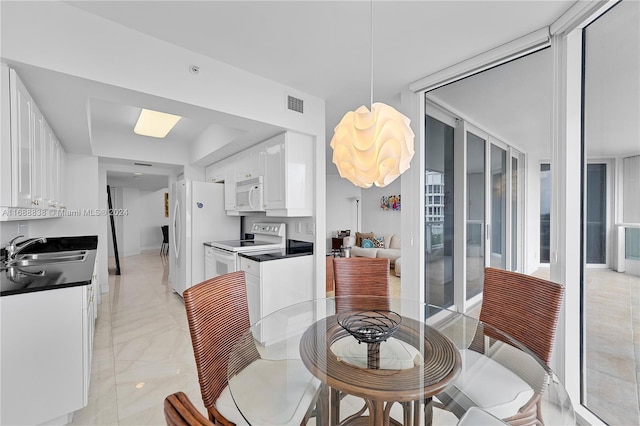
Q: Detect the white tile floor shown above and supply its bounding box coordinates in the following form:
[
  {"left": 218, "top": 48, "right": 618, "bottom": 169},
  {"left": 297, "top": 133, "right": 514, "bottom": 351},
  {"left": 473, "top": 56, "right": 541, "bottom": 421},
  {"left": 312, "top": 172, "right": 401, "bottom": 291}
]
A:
[{"left": 70, "top": 251, "right": 204, "bottom": 425}]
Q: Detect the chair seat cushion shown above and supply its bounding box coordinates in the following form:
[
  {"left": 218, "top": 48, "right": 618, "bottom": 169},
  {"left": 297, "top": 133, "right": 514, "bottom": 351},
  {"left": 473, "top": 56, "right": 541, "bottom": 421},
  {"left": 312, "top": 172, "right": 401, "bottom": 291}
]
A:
[
  {"left": 446, "top": 349, "right": 535, "bottom": 419},
  {"left": 216, "top": 359, "right": 320, "bottom": 425},
  {"left": 330, "top": 336, "right": 423, "bottom": 370},
  {"left": 457, "top": 406, "right": 508, "bottom": 425}
]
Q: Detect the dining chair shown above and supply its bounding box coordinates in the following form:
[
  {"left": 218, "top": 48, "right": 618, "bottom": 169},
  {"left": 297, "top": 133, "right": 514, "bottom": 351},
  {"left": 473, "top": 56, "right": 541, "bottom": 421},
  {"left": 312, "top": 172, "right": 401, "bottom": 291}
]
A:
[
  {"left": 161, "top": 225, "right": 169, "bottom": 255},
  {"left": 331, "top": 257, "right": 421, "bottom": 423},
  {"left": 437, "top": 267, "right": 565, "bottom": 425},
  {"left": 164, "top": 391, "right": 213, "bottom": 426},
  {"left": 183, "top": 271, "right": 320, "bottom": 425}
]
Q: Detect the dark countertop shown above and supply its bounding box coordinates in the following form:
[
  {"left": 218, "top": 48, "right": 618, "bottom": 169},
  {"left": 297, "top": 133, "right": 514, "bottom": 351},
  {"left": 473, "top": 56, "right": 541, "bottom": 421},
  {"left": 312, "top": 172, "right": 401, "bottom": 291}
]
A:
[
  {"left": 238, "top": 249, "right": 313, "bottom": 262},
  {"left": 238, "top": 240, "right": 314, "bottom": 262},
  {"left": 1, "top": 236, "right": 98, "bottom": 297}
]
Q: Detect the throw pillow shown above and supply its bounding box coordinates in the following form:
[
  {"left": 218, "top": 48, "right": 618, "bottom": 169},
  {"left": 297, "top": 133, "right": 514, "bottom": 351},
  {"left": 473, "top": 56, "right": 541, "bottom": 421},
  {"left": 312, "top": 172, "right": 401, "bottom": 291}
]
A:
[
  {"left": 373, "top": 236, "right": 385, "bottom": 248},
  {"left": 355, "top": 231, "right": 375, "bottom": 247},
  {"left": 361, "top": 238, "right": 375, "bottom": 248}
]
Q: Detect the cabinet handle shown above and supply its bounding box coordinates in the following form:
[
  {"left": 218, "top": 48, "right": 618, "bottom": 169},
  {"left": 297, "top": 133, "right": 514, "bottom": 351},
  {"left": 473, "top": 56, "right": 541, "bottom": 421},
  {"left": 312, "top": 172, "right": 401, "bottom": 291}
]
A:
[
  {"left": 89, "top": 296, "right": 94, "bottom": 303},
  {"left": 32, "top": 200, "right": 39, "bottom": 206}
]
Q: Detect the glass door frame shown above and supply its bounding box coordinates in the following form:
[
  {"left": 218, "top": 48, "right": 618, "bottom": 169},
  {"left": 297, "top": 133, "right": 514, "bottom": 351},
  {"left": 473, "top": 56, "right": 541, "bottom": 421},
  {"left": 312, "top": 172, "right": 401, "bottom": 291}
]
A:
[
  {"left": 507, "top": 147, "right": 525, "bottom": 273},
  {"left": 462, "top": 122, "right": 489, "bottom": 311}
]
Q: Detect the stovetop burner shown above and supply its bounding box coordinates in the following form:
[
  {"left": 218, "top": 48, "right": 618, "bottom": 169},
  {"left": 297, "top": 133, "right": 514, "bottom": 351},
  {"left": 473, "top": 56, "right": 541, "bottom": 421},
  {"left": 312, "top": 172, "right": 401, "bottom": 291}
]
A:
[{"left": 207, "top": 222, "right": 287, "bottom": 253}]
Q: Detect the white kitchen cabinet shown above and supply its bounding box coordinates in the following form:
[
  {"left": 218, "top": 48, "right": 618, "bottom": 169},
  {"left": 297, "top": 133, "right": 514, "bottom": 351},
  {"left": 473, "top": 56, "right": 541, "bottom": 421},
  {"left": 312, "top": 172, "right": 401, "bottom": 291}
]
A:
[
  {"left": 206, "top": 158, "right": 226, "bottom": 183},
  {"left": 50, "top": 135, "right": 60, "bottom": 209},
  {"left": 239, "top": 255, "right": 314, "bottom": 344},
  {"left": 224, "top": 156, "right": 238, "bottom": 211},
  {"left": 32, "top": 104, "right": 45, "bottom": 206},
  {"left": 82, "top": 265, "right": 97, "bottom": 405},
  {"left": 1, "top": 286, "right": 85, "bottom": 425},
  {"left": 263, "top": 131, "right": 314, "bottom": 217},
  {"left": 0, "top": 67, "right": 66, "bottom": 218},
  {"left": 9, "top": 67, "right": 34, "bottom": 208},
  {"left": 235, "top": 144, "right": 265, "bottom": 181}
]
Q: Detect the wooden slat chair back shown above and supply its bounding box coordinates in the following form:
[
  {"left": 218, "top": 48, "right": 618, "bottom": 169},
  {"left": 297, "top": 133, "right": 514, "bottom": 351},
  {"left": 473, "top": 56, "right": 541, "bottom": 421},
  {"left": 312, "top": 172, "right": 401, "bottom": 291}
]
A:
[
  {"left": 164, "top": 392, "right": 213, "bottom": 426},
  {"left": 183, "top": 271, "right": 260, "bottom": 424},
  {"left": 479, "top": 267, "right": 564, "bottom": 366},
  {"left": 332, "top": 257, "right": 390, "bottom": 312}
]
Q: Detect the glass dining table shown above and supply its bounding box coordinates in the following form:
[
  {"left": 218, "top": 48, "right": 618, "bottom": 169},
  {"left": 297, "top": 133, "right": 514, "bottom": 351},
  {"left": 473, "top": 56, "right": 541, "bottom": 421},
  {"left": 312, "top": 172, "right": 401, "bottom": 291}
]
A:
[{"left": 227, "top": 297, "right": 575, "bottom": 426}]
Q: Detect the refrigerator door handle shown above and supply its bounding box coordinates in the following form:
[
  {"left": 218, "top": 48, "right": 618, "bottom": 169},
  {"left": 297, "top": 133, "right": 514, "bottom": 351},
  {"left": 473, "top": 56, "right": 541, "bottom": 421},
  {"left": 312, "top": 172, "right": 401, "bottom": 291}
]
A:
[{"left": 173, "top": 199, "right": 181, "bottom": 259}]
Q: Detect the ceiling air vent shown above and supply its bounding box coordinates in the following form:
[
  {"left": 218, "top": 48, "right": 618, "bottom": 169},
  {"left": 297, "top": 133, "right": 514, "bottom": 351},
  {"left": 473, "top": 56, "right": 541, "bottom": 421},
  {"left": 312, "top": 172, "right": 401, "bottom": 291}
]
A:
[
  {"left": 287, "top": 95, "right": 304, "bottom": 114},
  {"left": 134, "top": 162, "right": 152, "bottom": 167}
]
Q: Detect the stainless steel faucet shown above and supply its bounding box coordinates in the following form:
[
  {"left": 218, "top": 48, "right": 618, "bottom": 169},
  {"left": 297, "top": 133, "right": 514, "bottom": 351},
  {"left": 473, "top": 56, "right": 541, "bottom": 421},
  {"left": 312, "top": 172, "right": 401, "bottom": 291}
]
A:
[{"left": 5, "top": 235, "right": 48, "bottom": 261}]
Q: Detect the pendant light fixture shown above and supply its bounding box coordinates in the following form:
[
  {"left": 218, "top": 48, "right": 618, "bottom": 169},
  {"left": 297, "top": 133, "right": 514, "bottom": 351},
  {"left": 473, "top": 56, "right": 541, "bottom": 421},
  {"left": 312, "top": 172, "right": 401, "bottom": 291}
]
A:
[{"left": 330, "top": 1, "right": 415, "bottom": 188}]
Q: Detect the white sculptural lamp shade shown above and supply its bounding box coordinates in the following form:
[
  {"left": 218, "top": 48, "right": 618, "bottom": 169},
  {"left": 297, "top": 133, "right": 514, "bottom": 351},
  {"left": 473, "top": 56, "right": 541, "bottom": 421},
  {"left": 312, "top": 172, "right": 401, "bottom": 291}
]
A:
[{"left": 331, "top": 102, "right": 415, "bottom": 188}]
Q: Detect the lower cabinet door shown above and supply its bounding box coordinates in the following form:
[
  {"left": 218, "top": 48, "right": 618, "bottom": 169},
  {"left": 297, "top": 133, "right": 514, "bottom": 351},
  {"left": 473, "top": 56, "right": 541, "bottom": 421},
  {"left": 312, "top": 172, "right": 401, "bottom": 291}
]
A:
[{"left": 1, "top": 287, "right": 84, "bottom": 425}]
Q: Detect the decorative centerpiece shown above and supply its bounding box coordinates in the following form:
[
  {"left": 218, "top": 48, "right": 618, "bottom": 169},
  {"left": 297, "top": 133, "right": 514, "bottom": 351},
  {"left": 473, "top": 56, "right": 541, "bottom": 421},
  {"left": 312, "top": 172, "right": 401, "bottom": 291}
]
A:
[{"left": 337, "top": 310, "right": 402, "bottom": 369}]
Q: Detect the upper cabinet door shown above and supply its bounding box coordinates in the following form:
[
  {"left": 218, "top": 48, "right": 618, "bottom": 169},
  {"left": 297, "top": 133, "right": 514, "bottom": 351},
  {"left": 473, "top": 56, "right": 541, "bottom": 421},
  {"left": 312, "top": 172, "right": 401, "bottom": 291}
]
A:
[
  {"left": 31, "top": 105, "right": 44, "bottom": 206},
  {"left": 236, "top": 144, "right": 265, "bottom": 181},
  {"left": 263, "top": 131, "right": 313, "bottom": 217},
  {"left": 10, "top": 69, "right": 33, "bottom": 208},
  {"left": 263, "top": 133, "right": 285, "bottom": 209}
]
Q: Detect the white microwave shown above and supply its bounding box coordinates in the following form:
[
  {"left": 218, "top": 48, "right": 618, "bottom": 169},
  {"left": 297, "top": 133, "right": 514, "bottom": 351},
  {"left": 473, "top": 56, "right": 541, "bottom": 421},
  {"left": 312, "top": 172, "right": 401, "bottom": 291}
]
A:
[{"left": 235, "top": 176, "right": 265, "bottom": 212}]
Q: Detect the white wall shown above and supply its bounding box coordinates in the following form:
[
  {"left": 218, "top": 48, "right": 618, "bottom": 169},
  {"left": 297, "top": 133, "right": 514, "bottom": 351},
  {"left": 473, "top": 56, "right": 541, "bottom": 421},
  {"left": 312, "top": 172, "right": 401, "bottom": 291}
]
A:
[
  {"left": 325, "top": 175, "right": 402, "bottom": 248},
  {"left": 140, "top": 189, "right": 170, "bottom": 251},
  {"left": 326, "top": 175, "right": 361, "bottom": 245},
  {"left": 121, "top": 188, "right": 140, "bottom": 257},
  {"left": 360, "top": 178, "right": 402, "bottom": 238}
]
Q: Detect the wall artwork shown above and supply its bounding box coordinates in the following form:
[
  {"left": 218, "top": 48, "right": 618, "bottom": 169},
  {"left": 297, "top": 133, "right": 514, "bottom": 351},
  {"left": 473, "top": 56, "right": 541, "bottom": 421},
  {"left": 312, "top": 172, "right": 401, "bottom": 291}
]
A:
[
  {"left": 380, "top": 195, "right": 401, "bottom": 211},
  {"left": 164, "top": 192, "right": 169, "bottom": 217}
]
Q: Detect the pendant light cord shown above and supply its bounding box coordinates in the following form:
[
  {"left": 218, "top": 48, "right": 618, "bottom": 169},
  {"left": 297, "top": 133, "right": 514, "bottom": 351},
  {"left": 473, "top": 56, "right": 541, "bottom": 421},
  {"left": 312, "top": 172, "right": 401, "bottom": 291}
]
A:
[{"left": 370, "top": 0, "right": 374, "bottom": 108}]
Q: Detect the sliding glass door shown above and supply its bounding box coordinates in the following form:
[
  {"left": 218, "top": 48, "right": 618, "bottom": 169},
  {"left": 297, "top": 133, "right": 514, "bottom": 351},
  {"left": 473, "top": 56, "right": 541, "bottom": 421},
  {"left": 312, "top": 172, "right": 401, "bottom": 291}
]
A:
[
  {"left": 425, "top": 113, "right": 455, "bottom": 308},
  {"left": 466, "top": 131, "right": 486, "bottom": 302},
  {"left": 424, "top": 104, "right": 526, "bottom": 312}
]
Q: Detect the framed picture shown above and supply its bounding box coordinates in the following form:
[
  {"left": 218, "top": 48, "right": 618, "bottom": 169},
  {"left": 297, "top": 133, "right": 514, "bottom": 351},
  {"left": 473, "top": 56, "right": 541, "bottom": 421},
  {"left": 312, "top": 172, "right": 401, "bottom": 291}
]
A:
[
  {"left": 380, "top": 195, "right": 401, "bottom": 211},
  {"left": 164, "top": 192, "right": 169, "bottom": 217}
]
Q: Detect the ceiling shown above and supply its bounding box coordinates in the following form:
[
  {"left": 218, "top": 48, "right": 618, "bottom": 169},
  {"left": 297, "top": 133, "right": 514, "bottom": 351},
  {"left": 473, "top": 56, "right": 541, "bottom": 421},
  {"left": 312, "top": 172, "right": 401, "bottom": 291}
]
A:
[{"left": 3, "top": 1, "right": 589, "bottom": 191}]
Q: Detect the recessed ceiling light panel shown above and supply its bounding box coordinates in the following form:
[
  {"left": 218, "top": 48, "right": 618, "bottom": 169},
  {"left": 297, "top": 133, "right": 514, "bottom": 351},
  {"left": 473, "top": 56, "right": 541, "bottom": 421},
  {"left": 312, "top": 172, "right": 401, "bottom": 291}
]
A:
[{"left": 134, "top": 108, "right": 182, "bottom": 138}]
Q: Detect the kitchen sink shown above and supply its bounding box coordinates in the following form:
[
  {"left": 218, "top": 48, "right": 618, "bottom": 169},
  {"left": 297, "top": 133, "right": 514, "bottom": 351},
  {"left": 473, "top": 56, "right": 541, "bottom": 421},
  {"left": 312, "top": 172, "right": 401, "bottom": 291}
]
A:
[{"left": 5, "top": 250, "right": 88, "bottom": 267}]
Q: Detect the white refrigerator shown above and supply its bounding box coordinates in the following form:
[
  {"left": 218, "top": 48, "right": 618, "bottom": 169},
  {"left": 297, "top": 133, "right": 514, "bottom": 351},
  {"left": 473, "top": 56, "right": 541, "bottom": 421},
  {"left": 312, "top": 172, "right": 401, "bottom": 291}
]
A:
[{"left": 170, "top": 180, "right": 240, "bottom": 296}]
